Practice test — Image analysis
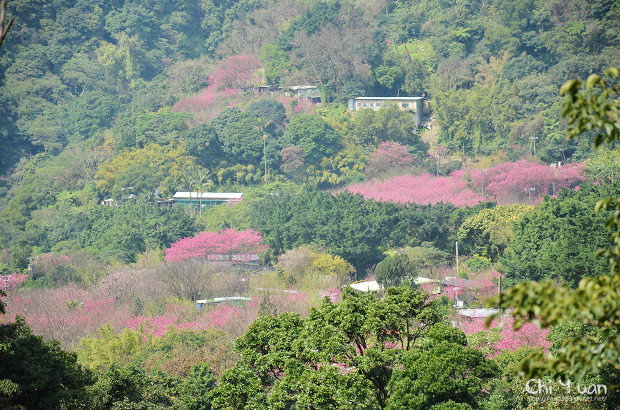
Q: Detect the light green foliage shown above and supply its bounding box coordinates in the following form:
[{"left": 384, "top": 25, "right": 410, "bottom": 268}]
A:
[
  {"left": 561, "top": 67, "right": 620, "bottom": 147},
  {"left": 96, "top": 33, "right": 146, "bottom": 88},
  {"left": 433, "top": 57, "right": 519, "bottom": 157},
  {"left": 275, "top": 246, "right": 355, "bottom": 288},
  {"left": 375, "top": 253, "right": 414, "bottom": 289},
  {"left": 79, "top": 324, "right": 151, "bottom": 372},
  {"left": 216, "top": 164, "right": 263, "bottom": 185},
  {"left": 374, "top": 65, "right": 403, "bottom": 90},
  {"left": 95, "top": 144, "right": 192, "bottom": 199},
  {"left": 80, "top": 325, "right": 230, "bottom": 407},
  {"left": 394, "top": 40, "right": 435, "bottom": 62},
  {"left": 458, "top": 204, "right": 534, "bottom": 261},
  {"left": 585, "top": 147, "right": 620, "bottom": 183},
  {"left": 306, "top": 145, "right": 367, "bottom": 187},
  {"left": 260, "top": 44, "right": 289, "bottom": 85},
  {"left": 317, "top": 103, "right": 353, "bottom": 138},
  {"left": 404, "top": 59, "right": 429, "bottom": 96},
  {"left": 352, "top": 104, "right": 422, "bottom": 152}
]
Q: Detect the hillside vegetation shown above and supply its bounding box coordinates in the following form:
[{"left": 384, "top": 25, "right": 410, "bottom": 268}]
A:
[{"left": 2, "top": 0, "right": 620, "bottom": 408}]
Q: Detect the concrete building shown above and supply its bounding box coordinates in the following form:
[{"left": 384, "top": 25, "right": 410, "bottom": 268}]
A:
[
  {"left": 347, "top": 96, "right": 424, "bottom": 126},
  {"left": 287, "top": 86, "right": 322, "bottom": 103}
]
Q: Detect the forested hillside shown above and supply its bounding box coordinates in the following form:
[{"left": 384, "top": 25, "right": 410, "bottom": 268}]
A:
[
  {"left": 2, "top": 0, "right": 620, "bottom": 407},
  {"left": 0, "top": 0, "right": 618, "bottom": 259}
]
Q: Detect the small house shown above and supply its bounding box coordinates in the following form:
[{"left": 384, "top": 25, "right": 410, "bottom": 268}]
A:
[
  {"left": 287, "top": 86, "right": 322, "bottom": 103},
  {"left": 347, "top": 96, "right": 424, "bottom": 126}
]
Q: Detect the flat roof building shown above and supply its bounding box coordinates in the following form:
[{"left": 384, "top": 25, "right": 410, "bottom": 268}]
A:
[
  {"left": 172, "top": 192, "right": 243, "bottom": 209},
  {"left": 347, "top": 96, "right": 424, "bottom": 126}
]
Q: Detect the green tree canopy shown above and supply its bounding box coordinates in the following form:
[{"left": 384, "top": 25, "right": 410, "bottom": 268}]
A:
[
  {"left": 352, "top": 104, "right": 424, "bottom": 155},
  {"left": 284, "top": 114, "right": 341, "bottom": 164},
  {"left": 500, "top": 184, "right": 616, "bottom": 288},
  {"left": 213, "top": 286, "right": 497, "bottom": 409},
  {"left": 0, "top": 317, "right": 92, "bottom": 408},
  {"left": 375, "top": 253, "right": 415, "bottom": 289},
  {"left": 487, "top": 67, "right": 620, "bottom": 385}
]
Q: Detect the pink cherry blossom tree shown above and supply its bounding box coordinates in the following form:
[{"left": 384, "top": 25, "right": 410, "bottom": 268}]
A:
[
  {"left": 365, "top": 141, "right": 417, "bottom": 177},
  {"left": 460, "top": 317, "right": 550, "bottom": 357},
  {"left": 30, "top": 253, "right": 71, "bottom": 280},
  {"left": 345, "top": 173, "right": 482, "bottom": 207},
  {"left": 469, "top": 160, "right": 585, "bottom": 204},
  {"left": 173, "top": 54, "right": 262, "bottom": 114},
  {"left": 207, "top": 54, "right": 262, "bottom": 91},
  {"left": 164, "top": 229, "right": 268, "bottom": 263},
  {"left": 0, "top": 273, "right": 28, "bottom": 294}
]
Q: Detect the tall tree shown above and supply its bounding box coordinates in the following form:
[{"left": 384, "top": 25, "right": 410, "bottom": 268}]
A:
[{"left": 487, "top": 67, "right": 620, "bottom": 383}]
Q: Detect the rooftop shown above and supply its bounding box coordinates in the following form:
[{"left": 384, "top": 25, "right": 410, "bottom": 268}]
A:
[
  {"left": 351, "top": 96, "right": 424, "bottom": 100},
  {"left": 172, "top": 192, "right": 244, "bottom": 200}
]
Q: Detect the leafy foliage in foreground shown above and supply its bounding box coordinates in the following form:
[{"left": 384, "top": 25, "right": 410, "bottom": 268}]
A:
[
  {"left": 0, "top": 317, "right": 92, "bottom": 408},
  {"left": 486, "top": 68, "right": 620, "bottom": 388},
  {"left": 212, "top": 286, "right": 498, "bottom": 409},
  {"left": 500, "top": 183, "right": 618, "bottom": 287}
]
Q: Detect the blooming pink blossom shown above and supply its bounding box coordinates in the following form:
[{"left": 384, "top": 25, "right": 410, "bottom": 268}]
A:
[
  {"left": 207, "top": 54, "right": 262, "bottom": 91},
  {"left": 345, "top": 173, "right": 481, "bottom": 207},
  {"left": 164, "top": 229, "right": 268, "bottom": 263},
  {"left": 345, "top": 160, "right": 586, "bottom": 207},
  {"left": 173, "top": 88, "right": 218, "bottom": 113},
  {"left": 469, "top": 160, "right": 585, "bottom": 204},
  {"left": 460, "top": 316, "right": 550, "bottom": 357},
  {"left": 0, "top": 273, "right": 29, "bottom": 293}
]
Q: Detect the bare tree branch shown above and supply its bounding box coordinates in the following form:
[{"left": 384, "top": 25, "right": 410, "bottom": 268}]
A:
[{"left": 0, "top": 0, "right": 14, "bottom": 49}]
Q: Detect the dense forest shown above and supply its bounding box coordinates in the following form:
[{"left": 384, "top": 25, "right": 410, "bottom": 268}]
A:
[{"left": 2, "top": 0, "right": 620, "bottom": 408}]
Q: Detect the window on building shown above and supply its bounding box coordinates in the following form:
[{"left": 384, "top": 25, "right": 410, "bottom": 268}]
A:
[{"left": 402, "top": 103, "right": 409, "bottom": 108}]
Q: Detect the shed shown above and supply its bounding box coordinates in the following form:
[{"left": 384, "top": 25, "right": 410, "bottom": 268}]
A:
[{"left": 172, "top": 192, "right": 243, "bottom": 209}]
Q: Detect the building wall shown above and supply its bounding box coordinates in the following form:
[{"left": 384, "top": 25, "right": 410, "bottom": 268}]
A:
[{"left": 347, "top": 97, "right": 424, "bottom": 126}]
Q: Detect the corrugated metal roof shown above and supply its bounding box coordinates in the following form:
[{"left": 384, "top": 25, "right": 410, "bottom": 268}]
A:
[
  {"left": 458, "top": 308, "right": 499, "bottom": 318},
  {"left": 173, "top": 192, "right": 244, "bottom": 200},
  {"left": 352, "top": 96, "right": 424, "bottom": 100},
  {"left": 350, "top": 280, "right": 382, "bottom": 292},
  {"left": 289, "top": 85, "right": 318, "bottom": 90}
]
